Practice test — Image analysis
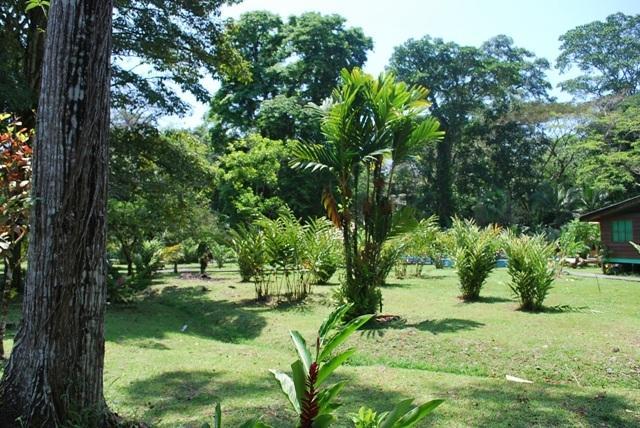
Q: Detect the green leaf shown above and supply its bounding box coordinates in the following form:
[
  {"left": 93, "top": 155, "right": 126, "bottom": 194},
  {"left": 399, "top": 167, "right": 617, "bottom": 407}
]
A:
[
  {"left": 270, "top": 369, "right": 300, "bottom": 414},
  {"left": 319, "top": 314, "right": 373, "bottom": 361},
  {"left": 394, "top": 399, "right": 444, "bottom": 427},
  {"left": 291, "top": 360, "right": 306, "bottom": 410},
  {"left": 290, "top": 330, "right": 312, "bottom": 374},
  {"left": 379, "top": 399, "right": 414, "bottom": 428},
  {"left": 316, "top": 348, "right": 356, "bottom": 386},
  {"left": 316, "top": 380, "right": 346, "bottom": 414},
  {"left": 213, "top": 402, "right": 221, "bottom": 428},
  {"left": 312, "top": 413, "right": 335, "bottom": 428},
  {"left": 318, "top": 304, "right": 352, "bottom": 340}
]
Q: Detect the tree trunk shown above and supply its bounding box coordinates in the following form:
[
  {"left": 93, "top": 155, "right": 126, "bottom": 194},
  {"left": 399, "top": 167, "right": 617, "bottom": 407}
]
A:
[
  {"left": 8, "top": 240, "right": 22, "bottom": 292},
  {"left": 19, "top": 6, "right": 48, "bottom": 129},
  {"left": 120, "top": 242, "right": 134, "bottom": 276},
  {"left": 0, "top": 255, "right": 12, "bottom": 360},
  {"left": 435, "top": 133, "right": 454, "bottom": 227},
  {"left": 0, "top": 0, "right": 114, "bottom": 426}
]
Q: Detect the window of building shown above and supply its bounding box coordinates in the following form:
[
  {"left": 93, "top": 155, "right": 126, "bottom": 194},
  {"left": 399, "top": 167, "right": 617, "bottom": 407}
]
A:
[{"left": 612, "top": 220, "right": 632, "bottom": 243}]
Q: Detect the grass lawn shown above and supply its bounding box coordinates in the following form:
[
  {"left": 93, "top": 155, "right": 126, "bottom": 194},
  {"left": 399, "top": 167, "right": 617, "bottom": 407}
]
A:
[{"left": 3, "top": 266, "right": 640, "bottom": 427}]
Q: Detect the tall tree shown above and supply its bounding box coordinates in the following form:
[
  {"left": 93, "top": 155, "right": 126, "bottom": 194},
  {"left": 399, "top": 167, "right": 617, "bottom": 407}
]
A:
[
  {"left": 293, "top": 69, "right": 443, "bottom": 317},
  {"left": 0, "top": 0, "right": 246, "bottom": 119},
  {"left": 208, "top": 11, "right": 372, "bottom": 220},
  {"left": 0, "top": 1, "right": 46, "bottom": 125},
  {"left": 0, "top": 0, "right": 114, "bottom": 425},
  {"left": 108, "top": 125, "right": 216, "bottom": 274},
  {"left": 209, "top": 10, "right": 373, "bottom": 143},
  {"left": 557, "top": 13, "right": 640, "bottom": 98},
  {"left": 389, "top": 35, "right": 550, "bottom": 224}
]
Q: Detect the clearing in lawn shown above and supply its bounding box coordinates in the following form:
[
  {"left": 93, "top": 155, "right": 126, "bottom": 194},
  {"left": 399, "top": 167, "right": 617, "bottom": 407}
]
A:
[{"left": 4, "top": 267, "right": 640, "bottom": 426}]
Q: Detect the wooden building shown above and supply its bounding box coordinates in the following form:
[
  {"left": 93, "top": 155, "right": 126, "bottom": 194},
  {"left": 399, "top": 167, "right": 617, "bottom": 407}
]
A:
[{"left": 580, "top": 195, "right": 640, "bottom": 265}]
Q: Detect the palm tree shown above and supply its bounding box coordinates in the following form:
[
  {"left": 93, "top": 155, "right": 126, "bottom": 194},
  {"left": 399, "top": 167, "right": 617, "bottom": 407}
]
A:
[{"left": 292, "top": 68, "right": 443, "bottom": 317}]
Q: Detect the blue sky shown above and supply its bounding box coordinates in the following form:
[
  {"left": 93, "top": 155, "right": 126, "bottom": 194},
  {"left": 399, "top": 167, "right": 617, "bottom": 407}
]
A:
[{"left": 161, "top": 0, "right": 640, "bottom": 128}]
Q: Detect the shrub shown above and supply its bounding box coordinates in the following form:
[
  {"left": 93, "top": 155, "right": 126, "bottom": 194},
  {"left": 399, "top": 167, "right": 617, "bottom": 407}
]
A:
[
  {"left": 304, "top": 218, "right": 341, "bottom": 285},
  {"left": 409, "top": 216, "right": 451, "bottom": 272},
  {"left": 427, "top": 229, "right": 452, "bottom": 269},
  {"left": 162, "top": 243, "right": 184, "bottom": 273},
  {"left": 259, "top": 209, "right": 311, "bottom": 302},
  {"left": 210, "top": 241, "right": 231, "bottom": 269},
  {"left": 451, "top": 218, "right": 500, "bottom": 301},
  {"left": 505, "top": 234, "right": 557, "bottom": 311},
  {"left": 230, "top": 224, "right": 268, "bottom": 283},
  {"left": 106, "top": 263, "right": 149, "bottom": 303},
  {"left": 559, "top": 219, "right": 600, "bottom": 258},
  {"left": 133, "top": 239, "right": 165, "bottom": 278}
]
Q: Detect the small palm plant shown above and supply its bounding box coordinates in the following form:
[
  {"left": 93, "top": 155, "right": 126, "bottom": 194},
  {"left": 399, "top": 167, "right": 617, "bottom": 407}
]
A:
[
  {"left": 271, "top": 305, "right": 373, "bottom": 426},
  {"left": 292, "top": 68, "right": 443, "bottom": 318},
  {"left": 450, "top": 218, "right": 501, "bottom": 301},
  {"left": 133, "top": 239, "right": 165, "bottom": 278},
  {"left": 505, "top": 234, "right": 557, "bottom": 311},
  {"left": 209, "top": 304, "right": 443, "bottom": 427},
  {"left": 303, "top": 217, "right": 342, "bottom": 285},
  {"left": 230, "top": 225, "right": 269, "bottom": 290},
  {"left": 259, "top": 209, "right": 312, "bottom": 301}
]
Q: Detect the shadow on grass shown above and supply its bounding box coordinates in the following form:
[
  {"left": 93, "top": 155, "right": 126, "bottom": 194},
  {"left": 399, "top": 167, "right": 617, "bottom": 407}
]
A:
[
  {"left": 540, "top": 304, "right": 591, "bottom": 314},
  {"left": 341, "top": 372, "right": 638, "bottom": 427},
  {"left": 445, "top": 383, "right": 639, "bottom": 427},
  {"left": 382, "top": 282, "right": 415, "bottom": 289},
  {"left": 106, "top": 286, "right": 267, "bottom": 344},
  {"left": 122, "top": 370, "right": 294, "bottom": 426},
  {"left": 363, "top": 317, "right": 485, "bottom": 338},
  {"left": 414, "top": 275, "right": 448, "bottom": 281},
  {"left": 473, "top": 295, "right": 513, "bottom": 304},
  {"left": 411, "top": 318, "right": 485, "bottom": 334},
  {"left": 120, "top": 367, "right": 639, "bottom": 427}
]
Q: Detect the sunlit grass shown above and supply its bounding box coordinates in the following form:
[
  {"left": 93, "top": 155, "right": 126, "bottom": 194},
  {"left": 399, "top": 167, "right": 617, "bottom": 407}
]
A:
[{"left": 3, "top": 266, "right": 639, "bottom": 426}]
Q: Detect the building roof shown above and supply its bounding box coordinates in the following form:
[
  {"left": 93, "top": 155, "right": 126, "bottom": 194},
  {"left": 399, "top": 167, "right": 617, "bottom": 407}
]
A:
[{"left": 580, "top": 194, "right": 640, "bottom": 221}]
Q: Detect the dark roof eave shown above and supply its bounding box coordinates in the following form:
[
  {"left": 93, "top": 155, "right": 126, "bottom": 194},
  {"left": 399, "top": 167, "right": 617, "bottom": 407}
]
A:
[{"left": 580, "top": 194, "right": 640, "bottom": 221}]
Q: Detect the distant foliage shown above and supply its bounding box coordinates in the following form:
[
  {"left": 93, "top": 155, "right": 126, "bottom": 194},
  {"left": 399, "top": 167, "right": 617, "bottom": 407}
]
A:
[
  {"left": 408, "top": 216, "right": 451, "bottom": 272},
  {"left": 559, "top": 219, "right": 601, "bottom": 258},
  {"left": 303, "top": 217, "right": 342, "bottom": 285},
  {"left": 0, "top": 114, "right": 32, "bottom": 256},
  {"left": 210, "top": 242, "right": 231, "bottom": 269},
  {"left": 214, "top": 135, "right": 288, "bottom": 225},
  {"left": 505, "top": 234, "right": 557, "bottom": 311},
  {"left": 133, "top": 239, "right": 165, "bottom": 279},
  {"left": 230, "top": 225, "right": 268, "bottom": 284},
  {"left": 557, "top": 13, "right": 640, "bottom": 97},
  {"left": 451, "top": 218, "right": 501, "bottom": 301}
]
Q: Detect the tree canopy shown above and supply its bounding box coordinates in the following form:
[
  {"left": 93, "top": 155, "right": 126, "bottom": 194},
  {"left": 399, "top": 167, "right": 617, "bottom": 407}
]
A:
[
  {"left": 0, "top": 0, "right": 249, "bottom": 117},
  {"left": 389, "top": 35, "right": 551, "bottom": 225},
  {"left": 557, "top": 12, "right": 640, "bottom": 98},
  {"left": 208, "top": 10, "right": 373, "bottom": 143}
]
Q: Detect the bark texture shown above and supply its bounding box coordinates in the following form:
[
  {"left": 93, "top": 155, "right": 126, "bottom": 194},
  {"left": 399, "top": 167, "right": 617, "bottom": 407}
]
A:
[{"left": 0, "top": 0, "right": 114, "bottom": 426}]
